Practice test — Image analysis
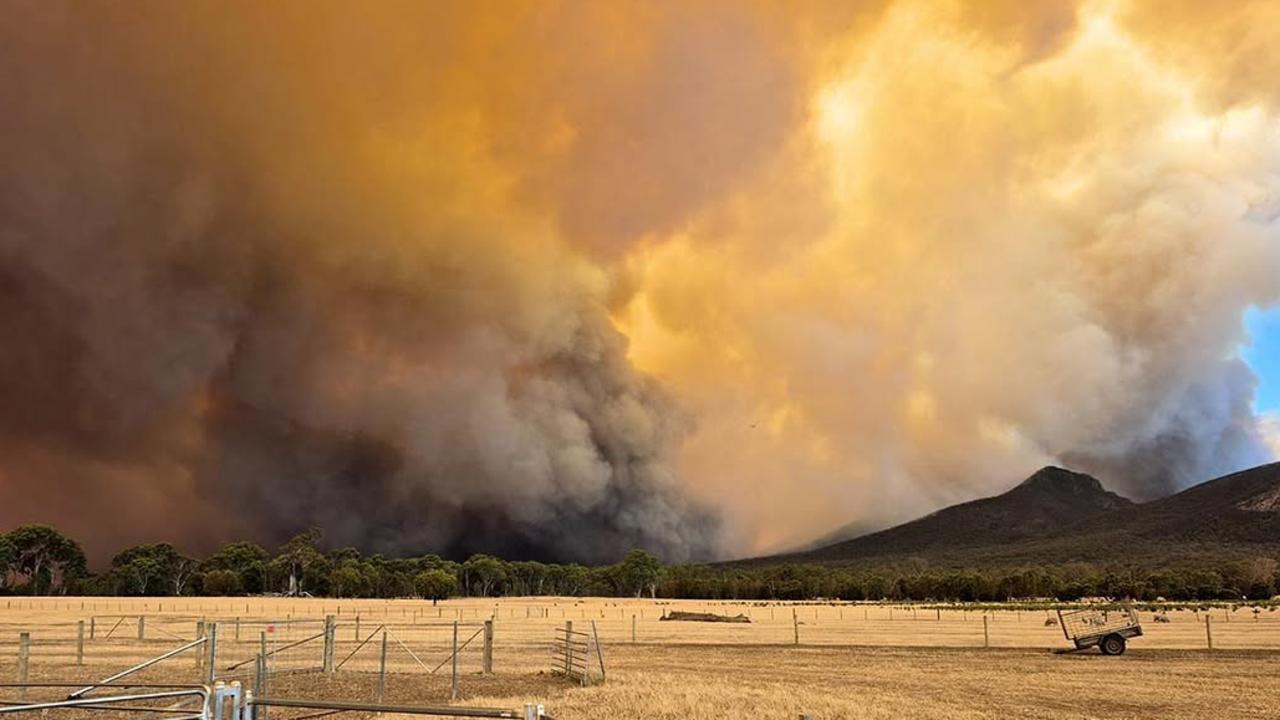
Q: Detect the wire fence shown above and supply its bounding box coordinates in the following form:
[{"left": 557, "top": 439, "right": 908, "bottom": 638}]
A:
[
  {"left": 0, "top": 616, "right": 502, "bottom": 710},
  {"left": 0, "top": 617, "right": 525, "bottom": 720},
  {"left": 3, "top": 596, "right": 1280, "bottom": 675}
]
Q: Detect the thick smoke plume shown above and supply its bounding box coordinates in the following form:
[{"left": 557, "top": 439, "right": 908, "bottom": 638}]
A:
[
  {"left": 0, "top": 1, "right": 742, "bottom": 563},
  {"left": 1, "top": 1, "right": 1278, "bottom": 560}
]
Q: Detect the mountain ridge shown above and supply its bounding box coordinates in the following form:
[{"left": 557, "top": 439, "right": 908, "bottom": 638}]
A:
[{"left": 740, "top": 462, "right": 1280, "bottom": 568}]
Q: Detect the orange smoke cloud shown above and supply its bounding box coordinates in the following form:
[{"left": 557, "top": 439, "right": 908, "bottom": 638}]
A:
[
  {"left": 619, "top": 0, "right": 1280, "bottom": 551},
  {"left": 0, "top": 1, "right": 1276, "bottom": 560}
]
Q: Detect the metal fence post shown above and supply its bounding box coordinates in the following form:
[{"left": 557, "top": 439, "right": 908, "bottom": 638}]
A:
[
  {"left": 76, "top": 620, "right": 85, "bottom": 666},
  {"left": 482, "top": 620, "right": 493, "bottom": 674},
  {"left": 196, "top": 621, "right": 206, "bottom": 669},
  {"left": 257, "top": 631, "right": 269, "bottom": 720},
  {"left": 377, "top": 630, "right": 388, "bottom": 702},
  {"left": 206, "top": 623, "right": 219, "bottom": 685}
]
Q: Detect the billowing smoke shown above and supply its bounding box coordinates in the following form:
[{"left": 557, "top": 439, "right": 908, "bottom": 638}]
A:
[
  {"left": 619, "top": 0, "right": 1280, "bottom": 551},
  {"left": 1, "top": 1, "right": 1278, "bottom": 561},
  {"left": 0, "top": 1, "right": 756, "bottom": 563}
]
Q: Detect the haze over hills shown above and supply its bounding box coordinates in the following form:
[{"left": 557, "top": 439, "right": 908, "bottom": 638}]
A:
[
  {"left": 796, "top": 467, "right": 1133, "bottom": 556},
  {"left": 748, "top": 463, "right": 1280, "bottom": 568},
  {"left": 1056, "top": 462, "right": 1280, "bottom": 552}
]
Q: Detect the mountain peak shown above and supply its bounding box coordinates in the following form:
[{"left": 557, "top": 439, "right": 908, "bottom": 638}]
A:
[
  {"left": 786, "top": 466, "right": 1135, "bottom": 564},
  {"left": 1015, "top": 466, "right": 1109, "bottom": 494},
  {"left": 750, "top": 461, "right": 1280, "bottom": 568}
]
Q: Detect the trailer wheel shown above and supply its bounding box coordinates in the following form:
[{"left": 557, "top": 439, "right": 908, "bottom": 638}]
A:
[{"left": 1100, "top": 634, "right": 1126, "bottom": 656}]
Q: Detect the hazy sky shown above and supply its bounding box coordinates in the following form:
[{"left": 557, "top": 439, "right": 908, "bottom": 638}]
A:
[{"left": 1, "top": 1, "right": 1278, "bottom": 561}]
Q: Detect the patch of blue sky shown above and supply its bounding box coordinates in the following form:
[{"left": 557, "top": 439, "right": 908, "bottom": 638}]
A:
[{"left": 1242, "top": 306, "right": 1280, "bottom": 413}]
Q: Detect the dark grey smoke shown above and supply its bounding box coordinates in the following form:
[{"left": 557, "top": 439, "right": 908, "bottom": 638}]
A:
[
  {"left": 0, "top": 2, "right": 722, "bottom": 563},
  {"left": 1063, "top": 358, "right": 1273, "bottom": 500}
]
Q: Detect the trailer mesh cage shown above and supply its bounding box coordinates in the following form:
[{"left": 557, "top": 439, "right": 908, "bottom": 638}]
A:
[{"left": 1058, "top": 606, "right": 1139, "bottom": 642}]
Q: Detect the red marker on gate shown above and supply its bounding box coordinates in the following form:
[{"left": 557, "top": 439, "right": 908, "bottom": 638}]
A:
[{"left": 267, "top": 624, "right": 275, "bottom": 634}]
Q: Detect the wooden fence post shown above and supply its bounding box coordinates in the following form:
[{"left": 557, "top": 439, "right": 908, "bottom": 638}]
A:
[
  {"left": 76, "top": 620, "right": 85, "bottom": 666},
  {"left": 451, "top": 621, "right": 459, "bottom": 701},
  {"left": 89, "top": 617, "right": 96, "bottom": 640},
  {"left": 631, "top": 614, "right": 637, "bottom": 643},
  {"left": 483, "top": 620, "right": 493, "bottom": 674},
  {"left": 17, "top": 632, "right": 30, "bottom": 699},
  {"left": 983, "top": 615, "right": 990, "bottom": 648},
  {"left": 235, "top": 617, "right": 241, "bottom": 642},
  {"left": 138, "top": 616, "right": 146, "bottom": 641},
  {"left": 323, "top": 615, "right": 336, "bottom": 673},
  {"left": 255, "top": 642, "right": 268, "bottom": 720},
  {"left": 355, "top": 615, "right": 360, "bottom": 642},
  {"left": 195, "top": 621, "right": 206, "bottom": 669},
  {"left": 590, "top": 620, "right": 605, "bottom": 683},
  {"left": 1205, "top": 615, "right": 1214, "bottom": 651},
  {"left": 793, "top": 608, "right": 799, "bottom": 646},
  {"left": 564, "top": 621, "right": 573, "bottom": 676}
]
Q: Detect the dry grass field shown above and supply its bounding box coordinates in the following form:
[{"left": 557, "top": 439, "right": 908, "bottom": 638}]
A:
[{"left": 2, "top": 597, "right": 1278, "bottom": 719}]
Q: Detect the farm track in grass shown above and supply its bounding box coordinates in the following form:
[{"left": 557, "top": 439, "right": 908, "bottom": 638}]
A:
[{"left": 2, "top": 597, "right": 1279, "bottom": 718}]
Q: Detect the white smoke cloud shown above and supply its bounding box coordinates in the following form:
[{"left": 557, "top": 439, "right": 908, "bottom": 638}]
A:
[
  {"left": 623, "top": 2, "right": 1280, "bottom": 551},
  {"left": 1260, "top": 413, "right": 1280, "bottom": 461}
]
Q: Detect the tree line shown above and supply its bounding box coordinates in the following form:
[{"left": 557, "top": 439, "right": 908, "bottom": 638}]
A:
[
  {"left": 662, "top": 557, "right": 1279, "bottom": 602},
  {"left": 2, "top": 524, "right": 1277, "bottom": 602},
  {"left": 0, "top": 525, "right": 663, "bottom": 600}
]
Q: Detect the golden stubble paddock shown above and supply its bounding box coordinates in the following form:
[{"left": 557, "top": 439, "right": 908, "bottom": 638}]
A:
[{"left": 2, "top": 596, "right": 1277, "bottom": 719}]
